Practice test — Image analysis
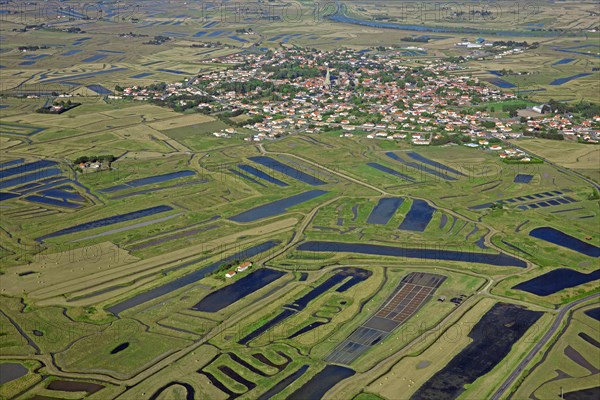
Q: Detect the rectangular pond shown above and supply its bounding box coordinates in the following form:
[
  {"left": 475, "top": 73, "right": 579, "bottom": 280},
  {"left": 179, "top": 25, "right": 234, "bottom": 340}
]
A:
[
  {"left": 248, "top": 156, "right": 326, "bottom": 186},
  {"left": 367, "top": 162, "right": 416, "bottom": 182},
  {"left": 529, "top": 227, "right": 600, "bottom": 257},
  {"left": 238, "top": 268, "right": 370, "bottom": 345},
  {"left": 287, "top": 365, "right": 355, "bottom": 400},
  {"left": 100, "top": 170, "right": 197, "bottom": 193},
  {"left": 0, "top": 168, "right": 62, "bottom": 190},
  {"left": 406, "top": 152, "right": 465, "bottom": 176},
  {"left": 229, "top": 169, "right": 267, "bottom": 188},
  {"left": 514, "top": 174, "right": 533, "bottom": 183},
  {"left": 550, "top": 73, "right": 592, "bottom": 85},
  {"left": 0, "top": 160, "right": 58, "bottom": 180},
  {"left": 385, "top": 152, "right": 457, "bottom": 180},
  {"left": 513, "top": 268, "right": 600, "bottom": 296},
  {"left": 367, "top": 198, "right": 404, "bottom": 225},
  {"left": 398, "top": 199, "right": 435, "bottom": 232},
  {"left": 36, "top": 205, "right": 173, "bottom": 242},
  {"left": 0, "top": 158, "right": 25, "bottom": 169},
  {"left": 228, "top": 190, "right": 328, "bottom": 223},
  {"left": 191, "top": 268, "right": 286, "bottom": 312},
  {"left": 237, "top": 164, "right": 288, "bottom": 186},
  {"left": 107, "top": 240, "right": 279, "bottom": 315},
  {"left": 296, "top": 241, "right": 527, "bottom": 267},
  {"left": 25, "top": 195, "right": 82, "bottom": 209},
  {"left": 411, "top": 303, "right": 542, "bottom": 400}
]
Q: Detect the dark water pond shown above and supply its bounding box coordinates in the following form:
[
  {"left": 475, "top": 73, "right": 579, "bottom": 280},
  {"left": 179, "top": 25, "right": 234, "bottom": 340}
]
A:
[
  {"left": 411, "top": 303, "right": 542, "bottom": 400},
  {"left": 406, "top": 152, "right": 465, "bottom": 176},
  {"left": 0, "top": 363, "right": 28, "bottom": 384},
  {"left": 47, "top": 380, "right": 104, "bottom": 393},
  {"left": 256, "top": 365, "right": 309, "bottom": 400},
  {"left": 239, "top": 268, "right": 370, "bottom": 345},
  {"left": 297, "top": 241, "right": 526, "bottom": 267},
  {"left": 228, "top": 190, "right": 328, "bottom": 223},
  {"left": 149, "top": 382, "right": 195, "bottom": 400},
  {"left": 248, "top": 156, "right": 326, "bottom": 186},
  {"left": 287, "top": 365, "right": 355, "bottom": 400},
  {"left": 513, "top": 268, "right": 600, "bottom": 296},
  {"left": 238, "top": 164, "right": 288, "bottom": 186},
  {"left": 25, "top": 195, "right": 81, "bottom": 209},
  {"left": 367, "top": 162, "right": 415, "bottom": 182},
  {"left": 36, "top": 205, "right": 173, "bottom": 242},
  {"left": 398, "top": 199, "right": 435, "bottom": 232},
  {"left": 191, "top": 268, "right": 286, "bottom": 312},
  {"left": 564, "top": 386, "right": 600, "bottom": 400},
  {"left": 367, "top": 198, "right": 403, "bottom": 225},
  {"left": 0, "top": 158, "right": 24, "bottom": 169},
  {"left": 110, "top": 342, "right": 129, "bottom": 354},
  {"left": 39, "top": 188, "right": 85, "bottom": 202},
  {"left": 530, "top": 227, "right": 600, "bottom": 257},
  {"left": 550, "top": 73, "right": 592, "bottom": 86},
  {"left": 385, "top": 152, "right": 456, "bottom": 180},
  {"left": 0, "top": 192, "right": 19, "bottom": 201},
  {"left": 0, "top": 160, "right": 57, "bottom": 179},
  {"left": 514, "top": 174, "right": 533, "bottom": 183},
  {"left": 100, "top": 170, "right": 196, "bottom": 193},
  {"left": 107, "top": 241, "right": 279, "bottom": 315},
  {"left": 584, "top": 307, "right": 600, "bottom": 322},
  {"left": 0, "top": 168, "right": 62, "bottom": 190},
  {"left": 229, "top": 168, "right": 267, "bottom": 188}
]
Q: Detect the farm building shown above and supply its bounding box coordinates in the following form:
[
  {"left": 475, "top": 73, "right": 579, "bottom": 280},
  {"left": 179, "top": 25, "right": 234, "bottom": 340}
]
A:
[
  {"left": 237, "top": 261, "right": 252, "bottom": 272},
  {"left": 225, "top": 271, "right": 237, "bottom": 278}
]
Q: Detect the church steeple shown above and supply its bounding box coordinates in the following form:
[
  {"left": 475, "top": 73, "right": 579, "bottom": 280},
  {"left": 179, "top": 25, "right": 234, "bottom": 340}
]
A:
[{"left": 324, "top": 67, "right": 331, "bottom": 89}]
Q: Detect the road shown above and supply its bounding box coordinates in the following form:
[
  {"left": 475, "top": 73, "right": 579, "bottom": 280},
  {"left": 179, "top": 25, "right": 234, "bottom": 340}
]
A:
[{"left": 491, "top": 292, "right": 600, "bottom": 400}]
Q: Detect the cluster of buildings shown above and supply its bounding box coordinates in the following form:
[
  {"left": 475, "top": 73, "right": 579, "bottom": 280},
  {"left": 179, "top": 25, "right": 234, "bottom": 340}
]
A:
[{"left": 118, "top": 47, "right": 598, "bottom": 148}]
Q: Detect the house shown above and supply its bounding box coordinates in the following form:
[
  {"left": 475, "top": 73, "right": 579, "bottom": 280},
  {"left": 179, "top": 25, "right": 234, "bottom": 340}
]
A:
[
  {"left": 225, "top": 271, "right": 237, "bottom": 279},
  {"left": 237, "top": 261, "right": 252, "bottom": 272}
]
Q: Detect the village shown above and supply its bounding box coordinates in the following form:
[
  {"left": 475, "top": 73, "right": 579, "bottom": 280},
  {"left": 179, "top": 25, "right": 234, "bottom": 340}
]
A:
[{"left": 114, "top": 47, "right": 599, "bottom": 162}]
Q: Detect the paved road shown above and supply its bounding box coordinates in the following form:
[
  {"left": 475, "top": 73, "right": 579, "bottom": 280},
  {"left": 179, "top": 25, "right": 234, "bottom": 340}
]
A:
[{"left": 491, "top": 292, "right": 600, "bottom": 400}]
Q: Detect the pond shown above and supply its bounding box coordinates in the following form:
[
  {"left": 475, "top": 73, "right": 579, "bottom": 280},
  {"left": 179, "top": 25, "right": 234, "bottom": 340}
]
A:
[
  {"left": 47, "top": 380, "right": 104, "bottom": 393},
  {"left": 0, "top": 168, "right": 63, "bottom": 190},
  {"left": 238, "top": 164, "right": 288, "bottom": 186},
  {"left": 411, "top": 303, "right": 542, "bottom": 400},
  {"left": 513, "top": 268, "right": 600, "bottom": 296},
  {"left": 110, "top": 342, "right": 129, "bottom": 354},
  {"left": 238, "top": 268, "right": 370, "bottom": 345},
  {"left": 297, "top": 241, "right": 527, "bottom": 267},
  {"left": 398, "top": 199, "right": 435, "bottom": 232},
  {"left": 228, "top": 190, "right": 328, "bottom": 223},
  {"left": 0, "top": 363, "right": 28, "bottom": 385},
  {"left": 191, "top": 268, "right": 286, "bottom": 312},
  {"left": 514, "top": 174, "right": 533, "bottom": 183},
  {"left": 385, "top": 152, "right": 456, "bottom": 180},
  {"left": 0, "top": 160, "right": 58, "bottom": 180},
  {"left": 25, "top": 195, "right": 82, "bottom": 209},
  {"left": 287, "top": 365, "right": 355, "bottom": 400},
  {"left": 367, "top": 198, "right": 404, "bottom": 225},
  {"left": 367, "top": 162, "right": 415, "bottom": 182},
  {"left": 36, "top": 205, "right": 174, "bottom": 242},
  {"left": 406, "top": 152, "right": 465, "bottom": 176},
  {"left": 100, "top": 170, "right": 197, "bottom": 193},
  {"left": 0, "top": 158, "right": 24, "bottom": 169},
  {"left": 256, "top": 365, "right": 309, "bottom": 400},
  {"left": 107, "top": 241, "right": 279, "bottom": 316},
  {"left": 585, "top": 307, "right": 600, "bottom": 322},
  {"left": 248, "top": 156, "right": 326, "bottom": 186},
  {"left": 550, "top": 73, "right": 592, "bottom": 85},
  {"left": 529, "top": 227, "right": 600, "bottom": 257}
]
